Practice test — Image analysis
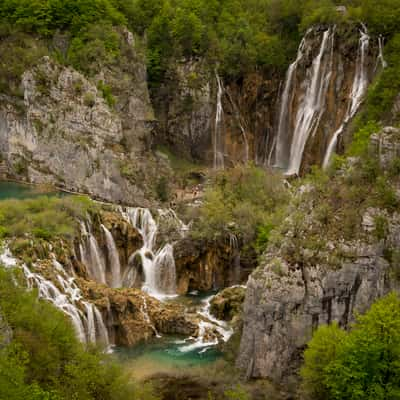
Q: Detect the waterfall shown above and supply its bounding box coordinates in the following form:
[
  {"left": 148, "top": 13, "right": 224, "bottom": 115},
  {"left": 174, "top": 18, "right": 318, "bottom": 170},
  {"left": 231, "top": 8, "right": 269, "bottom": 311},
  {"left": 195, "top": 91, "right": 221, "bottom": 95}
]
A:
[
  {"left": 214, "top": 73, "right": 225, "bottom": 169},
  {"left": 1, "top": 247, "right": 109, "bottom": 346},
  {"left": 273, "top": 28, "right": 335, "bottom": 174},
  {"left": 375, "top": 35, "right": 387, "bottom": 71},
  {"left": 286, "top": 28, "right": 335, "bottom": 175},
  {"left": 121, "top": 208, "right": 177, "bottom": 299},
  {"left": 323, "top": 27, "right": 370, "bottom": 168},
  {"left": 177, "top": 295, "right": 233, "bottom": 353},
  {"left": 79, "top": 220, "right": 107, "bottom": 285},
  {"left": 273, "top": 37, "right": 307, "bottom": 169},
  {"left": 101, "top": 224, "right": 122, "bottom": 288}
]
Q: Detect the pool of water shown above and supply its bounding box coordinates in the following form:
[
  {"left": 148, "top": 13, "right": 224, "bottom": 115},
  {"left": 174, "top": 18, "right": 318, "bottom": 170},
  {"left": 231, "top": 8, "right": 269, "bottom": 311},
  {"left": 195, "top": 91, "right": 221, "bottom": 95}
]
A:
[
  {"left": 113, "top": 292, "right": 226, "bottom": 380},
  {"left": 0, "top": 181, "right": 61, "bottom": 200},
  {"left": 113, "top": 336, "right": 221, "bottom": 379}
]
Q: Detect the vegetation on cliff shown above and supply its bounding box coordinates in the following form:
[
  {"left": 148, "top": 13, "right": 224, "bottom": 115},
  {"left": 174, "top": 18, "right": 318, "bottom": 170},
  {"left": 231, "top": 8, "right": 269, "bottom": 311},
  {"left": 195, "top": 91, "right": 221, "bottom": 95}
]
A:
[
  {"left": 1, "top": 0, "right": 400, "bottom": 92},
  {"left": 301, "top": 293, "right": 400, "bottom": 400},
  {"left": 190, "top": 164, "right": 288, "bottom": 254}
]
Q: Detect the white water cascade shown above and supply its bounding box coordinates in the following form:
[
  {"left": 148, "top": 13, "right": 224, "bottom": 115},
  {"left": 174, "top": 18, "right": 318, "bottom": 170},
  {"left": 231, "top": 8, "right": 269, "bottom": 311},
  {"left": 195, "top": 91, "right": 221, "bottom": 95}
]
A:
[
  {"left": 288, "top": 28, "right": 334, "bottom": 175},
  {"left": 101, "top": 224, "right": 122, "bottom": 288},
  {"left": 375, "top": 35, "right": 388, "bottom": 71},
  {"left": 121, "top": 208, "right": 177, "bottom": 299},
  {"left": 177, "top": 294, "right": 233, "bottom": 353},
  {"left": 214, "top": 73, "right": 225, "bottom": 169},
  {"left": 323, "top": 27, "right": 370, "bottom": 168},
  {"left": 272, "top": 36, "right": 307, "bottom": 169},
  {"left": 79, "top": 221, "right": 107, "bottom": 285},
  {"left": 273, "top": 28, "right": 335, "bottom": 174},
  {"left": 24, "top": 261, "right": 109, "bottom": 345}
]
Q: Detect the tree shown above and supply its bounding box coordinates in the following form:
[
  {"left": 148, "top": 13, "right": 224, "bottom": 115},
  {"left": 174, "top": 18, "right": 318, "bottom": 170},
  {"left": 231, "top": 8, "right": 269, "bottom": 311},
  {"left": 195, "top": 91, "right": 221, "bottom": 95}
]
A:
[{"left": 301, "top": 293, "right": 400, "bottom": 400}]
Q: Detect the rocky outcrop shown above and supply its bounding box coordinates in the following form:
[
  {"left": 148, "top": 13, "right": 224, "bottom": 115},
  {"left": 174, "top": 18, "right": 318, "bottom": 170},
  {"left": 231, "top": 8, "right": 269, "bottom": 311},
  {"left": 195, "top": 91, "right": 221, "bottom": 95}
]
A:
[
  {"left": 237, "top": 127, "right": 400, "bottom": 384},
  {"left": 153, "top": 26, "right": 380, "bottom": 173},
  {"left": 153, "top": 59, "right": 279, "bottom": 167},
  {"left": 174, "top": 237, "right": 246, "bottom": 294},
  {"left": 79, "top": 280, "right": 197, "bottom": 346},
  {"left": 0, "top": 30, "right": 170, "bottom": 206},
  {"left": 210, "top": 286, "right": 246, "bottom": 321}
]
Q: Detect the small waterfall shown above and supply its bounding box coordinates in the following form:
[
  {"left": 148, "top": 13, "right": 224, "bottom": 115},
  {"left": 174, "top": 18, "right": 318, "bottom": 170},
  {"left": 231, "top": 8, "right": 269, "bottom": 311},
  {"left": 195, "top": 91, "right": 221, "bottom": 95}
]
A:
[
  {"left": 23, "top": 265, "right": 88, "bottom": 343},
  {"left": 323, "top": 27, "right": 370, "bottom": 168},
  {"left": 177, "top": 295, "right": 233, "bottom": 353},
  {"left": 286, "top": 28, "right": 335, "bottom": 175},
  {"left": 214, "top": 73, "right": 225, "bottom": 169},
  {"left": 1, "top": 247, "right": 109, "bottom": 346},
  {"left": 140, "top": 295, "right": 161, "bottom": 337},
  {"left": 226, "top": 90, "right": 249, "bottom": 163},
  {"left": 79, "top": 220, "right": 107, "bottom": 285},
  {"left": 101, "top": 224, "right": 122, "bottom": 288},
  {"left": 121, "top": 208, "right": 177, "bottom": 299},
  {"left": 375, "top": 35, "right": 387, "bottom": 71}
]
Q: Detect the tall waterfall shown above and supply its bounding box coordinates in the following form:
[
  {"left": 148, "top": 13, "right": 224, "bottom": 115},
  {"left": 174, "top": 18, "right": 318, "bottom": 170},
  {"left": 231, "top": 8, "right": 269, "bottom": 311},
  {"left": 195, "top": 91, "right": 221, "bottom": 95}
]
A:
[
  {"left": 101, "top": 224, "right": 122, "bottom": 288},
  {"left": 273, "top": 36, "right": 307, "bottom": 169},
  {"left": 323, "top": 27, "right": 370, "bottom": 168},
  {"left": 273, "top": 28, "right": 335, "bottom": 174},
  {"left": 214, "top": 73, "right": 225, "bottom": 169},
  {"left": 121, "top": 208, "right": 177, "bottom": 299}
]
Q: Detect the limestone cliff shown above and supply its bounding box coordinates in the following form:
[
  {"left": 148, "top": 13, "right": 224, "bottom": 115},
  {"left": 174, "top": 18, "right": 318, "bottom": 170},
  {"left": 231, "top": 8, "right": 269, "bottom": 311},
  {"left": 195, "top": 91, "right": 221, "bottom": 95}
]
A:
[
  {"left": 153, "top": 25, "right": 380, "bottom": 173},
  {"left": 236, "top": 127, "right": 400, "bottom": 384},
  {"left": 0, "top": 30, "right": 170, "bottom": 205}
]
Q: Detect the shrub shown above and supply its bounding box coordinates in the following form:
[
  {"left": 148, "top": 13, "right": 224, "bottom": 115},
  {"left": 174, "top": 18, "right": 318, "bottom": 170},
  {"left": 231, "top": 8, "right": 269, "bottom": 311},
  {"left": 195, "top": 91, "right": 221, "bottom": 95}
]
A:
[{"left": 301, "top": 293, "right": 400, "bottom": 400}]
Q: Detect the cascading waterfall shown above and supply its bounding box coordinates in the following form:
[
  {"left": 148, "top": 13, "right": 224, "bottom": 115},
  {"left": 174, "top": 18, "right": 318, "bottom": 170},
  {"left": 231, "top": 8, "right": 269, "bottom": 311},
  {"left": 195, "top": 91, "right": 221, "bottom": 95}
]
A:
[
  {"left": 273, "top": 28, "right": 335, "bottom": 174},
  {"left": 101, "top": 224, "right": 122, "bottom": 288},
  {"left": 79, "top": 220, "right": 107, "bottom": 285},
  {"left": 272, "top": 37, "right": 307, "bottom": 169},
  {"left": 323, "top": 27, "right": 370, "bottom": 168},
  {"left": 121, "top": 207, "right": 177, "bottom": 299},
  {"left": 376, "top": 35, "right": 387, "bottom": 71},
  {"left": 214, "top": 73, "right": 225, "bottom": 169},
  {"left": 1, "top": 246, "right": 109, "bottom": 346},
  {"left": 286, "top": 28, "right": 335, "bottom": 175}
]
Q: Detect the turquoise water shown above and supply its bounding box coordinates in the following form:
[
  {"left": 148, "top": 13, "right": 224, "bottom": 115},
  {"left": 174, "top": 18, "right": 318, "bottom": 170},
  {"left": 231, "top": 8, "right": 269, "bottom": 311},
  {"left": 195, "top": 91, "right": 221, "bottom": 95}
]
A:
[
  {"left": 0, "top": 181, "right": 61, "bottom": 200},
  {"left": 113, "top": 292, "right": 222, "bottom": 379},
  {"left": 113, "top": 337, "right": 220, "bottom": 379}
]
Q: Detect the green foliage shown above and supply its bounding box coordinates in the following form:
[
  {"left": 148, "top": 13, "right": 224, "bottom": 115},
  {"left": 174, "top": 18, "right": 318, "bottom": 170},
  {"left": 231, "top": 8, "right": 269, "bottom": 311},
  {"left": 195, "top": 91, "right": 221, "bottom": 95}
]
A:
[
  {"left": 155, "top": 176, "right": 170, "bottom": 203},
  {"left": 0, "top": 267, "right": 156, "bottom": 400},
  {"left": 0, "top": 195, "right": 97, "bottom": 241},
  {"left": 301, "top": 293, "right": 400, "bottom": 400},
  {"left": 97, "top": 80, "right": 115, "bottom": 108},
  {"left": 192, "top": 164, "right": 288, "bottom": 250}
]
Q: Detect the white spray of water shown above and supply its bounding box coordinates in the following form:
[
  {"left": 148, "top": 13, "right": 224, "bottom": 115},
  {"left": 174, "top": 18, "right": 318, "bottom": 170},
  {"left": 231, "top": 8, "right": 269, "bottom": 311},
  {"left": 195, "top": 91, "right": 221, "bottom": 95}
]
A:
[
  {"left": 214, "top": 73, "right": 225, "bottom": 169},
  {"left": 286, "top": 28, "right": 335, "bottom": 175},
  {"left": 120, "top": 208, "right": 177, "bottom": 299},
  {"left": 323, "top": 27, "right": 370, "bottom": 168},
  {"left": 101, "top": 224, "right": 122, "bottom": 288}
]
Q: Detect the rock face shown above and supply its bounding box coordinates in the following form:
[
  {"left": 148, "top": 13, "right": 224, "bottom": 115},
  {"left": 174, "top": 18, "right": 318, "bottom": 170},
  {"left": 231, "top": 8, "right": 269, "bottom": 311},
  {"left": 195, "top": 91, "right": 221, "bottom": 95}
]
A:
[
  {"left": 236, "top": 127, "right": 400, "bottom": 384},
  {"left": 0, "top": 31, "right": 168, "bottom": 205},
  {"left": 174, "top": 237, "right": 246, "bottom": 294},
  {"left": 153, "top": 26, "right": 379, "bottom": 173},
  {"left": 79, "top": 280, "right": 197, "bottom": 346},
  {"left": 210, "top": 286, "right": 246, "bottom": 321}
]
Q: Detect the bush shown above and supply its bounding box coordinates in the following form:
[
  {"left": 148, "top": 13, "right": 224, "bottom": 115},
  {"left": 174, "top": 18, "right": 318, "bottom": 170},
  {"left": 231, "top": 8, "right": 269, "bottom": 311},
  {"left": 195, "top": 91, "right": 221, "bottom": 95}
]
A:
[
  {"left": 301, "top": 293, "right": 400, "bottom": 400},
  {"left": 0, "top": 195, "right": 97, "bottom": 241},
  {"left": 192, "top": 164, "right": 288, "bottom": 249}
]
